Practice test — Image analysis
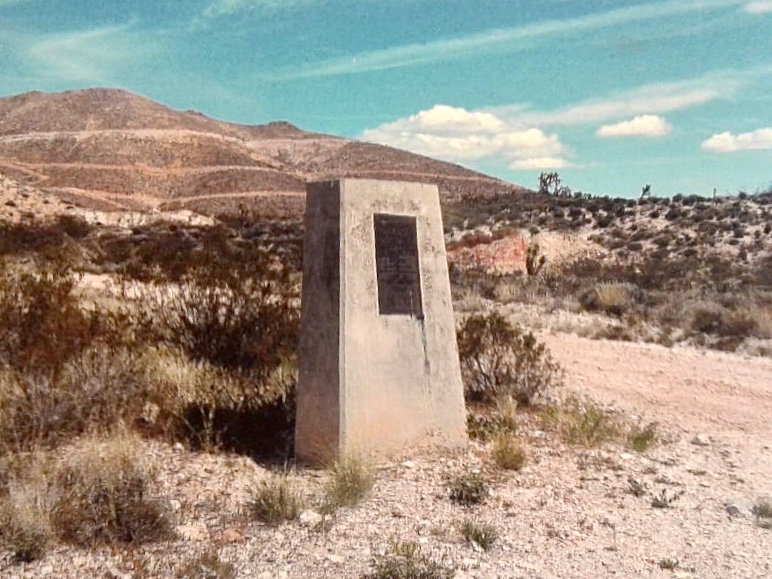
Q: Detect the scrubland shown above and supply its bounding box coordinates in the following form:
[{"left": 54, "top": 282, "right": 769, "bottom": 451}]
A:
[{"left": 1, "top": 187, "right": 771, "bottom": 577}]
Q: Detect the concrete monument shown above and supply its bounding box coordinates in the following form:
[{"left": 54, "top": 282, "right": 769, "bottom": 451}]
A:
[{"left": 295, "top": 179, "right": 467, "bottom": 463}]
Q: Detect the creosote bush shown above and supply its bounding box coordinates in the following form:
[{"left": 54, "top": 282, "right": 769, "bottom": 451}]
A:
[{"left": 457, "top": 312, "right": 562, "bottom": 406}]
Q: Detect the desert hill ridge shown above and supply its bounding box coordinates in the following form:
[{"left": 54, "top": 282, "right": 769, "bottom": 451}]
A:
[{"left": 0, "top": 88, "right": 520, "bottom": 218}]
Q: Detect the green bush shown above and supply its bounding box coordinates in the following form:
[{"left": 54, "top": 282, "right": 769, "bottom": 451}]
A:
[{"left": 457, "top": 312, "right": 562, "bottom": 406}]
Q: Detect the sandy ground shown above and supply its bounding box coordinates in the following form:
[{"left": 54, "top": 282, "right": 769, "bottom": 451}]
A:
[{"left": 544, "top": 333, "right": 772, "bottom": 478}]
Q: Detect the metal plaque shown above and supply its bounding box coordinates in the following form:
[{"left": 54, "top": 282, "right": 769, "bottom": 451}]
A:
[{"left": 374, "top": 214, "right": 423, "bottom": 318}]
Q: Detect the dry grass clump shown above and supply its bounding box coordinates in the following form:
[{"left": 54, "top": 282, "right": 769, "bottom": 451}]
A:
[
  {"left": 248, "top": 473, "right": 303, "bottom": 525},
  {"left": 369, "top": 540, "right": 454, "bottom": 579},
  {"left": 50, "top": 432, "right": 172, "bottom": 546},
  {"left": 0, "top": 432, "right": 172, "bottom": 562},
  {"left": 579, "top": 282, "right": 637, "bottom": 317},
  {"left": 466, "top": 396, "right": 519, "bottom": 441},
  {"left": 490, "top": 434, "right": 527, "bottom": 471},
  {"left": 628, "top": 422, "right": 659, "bottom": 452},
  {"left": 459, "top": 519, "right": 498, "bottom": 551},
  {"left": 323, "top": 455, "right": 376, "bottom": 511},
  {"left": 178, "top": 550, "right": 237, "bottom": 579},
  {"left": 0, "top": 453, "right": 55, "bottom": 563},
  {"left": 753, "top": 498, "right": 772, "bottom": 529}
]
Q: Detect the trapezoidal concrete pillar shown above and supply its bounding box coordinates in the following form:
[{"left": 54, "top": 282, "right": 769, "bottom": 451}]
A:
[{"left": 295, "top": 179, "right": 467, "bottom": 463}]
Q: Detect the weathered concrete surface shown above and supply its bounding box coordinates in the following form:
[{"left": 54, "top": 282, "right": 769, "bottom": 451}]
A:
[{"left": 295, "top": 179, "right": 467, "bottom": 463}]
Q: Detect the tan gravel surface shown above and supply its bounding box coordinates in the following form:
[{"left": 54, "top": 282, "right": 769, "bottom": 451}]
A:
[{"left": 4, "top": 330, "right": 771, "bottom": 578}]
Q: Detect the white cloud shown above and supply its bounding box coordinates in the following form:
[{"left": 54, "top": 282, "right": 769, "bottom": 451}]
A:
[
  {"left": 510, "top": 157, "right": 570, "bottom": 170},
  {"left": 701, "top": 128, "right": 772, "bottom": 152},
  {"left": 361, "top": 104, "right": 569, "bottom": 171},
  {"left": 24, "top": 22, "right": 156, "bottom": 84},
  {"left": 596, "top": 115, "right": 672, "bottom": 138},
  {"left": 743, "top": 1, "right": 772, "bottom": 13},
  {"left": 271, "top": 0, "right": 747, "bottom": 79}
]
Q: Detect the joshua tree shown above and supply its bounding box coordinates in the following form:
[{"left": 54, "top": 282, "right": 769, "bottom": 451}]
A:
[{"left": 538, "top": 172, "right": 561, "bottom": 196}]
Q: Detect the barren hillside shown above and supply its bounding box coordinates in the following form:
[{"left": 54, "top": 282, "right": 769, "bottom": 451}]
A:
[{"left": 0, "top": 89, "right": 519, "bottom": 218}]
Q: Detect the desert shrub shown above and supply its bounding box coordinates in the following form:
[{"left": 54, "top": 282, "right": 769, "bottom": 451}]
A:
[
  {"left": 0, "top": 345, "right": 155, "bottom": 452},
  {"left": 142, "top": 241, "right": 299, "bottom": 382},
  {"left": 323, "top": 455, "right": 375, "bottom": 511},
  {"left": 542, "top": 395, "right": 622, "bottom": 447},
  {"left": 628, "top": 422, "right": 659, "bottom": 452},
  {"left": 249, "top": 474, "right": 303, "bottom": 525},
  {"left": 457, "top": 312, "right": 562, "bottom": 406},
  {"left": 690, "top": 305, "right": 757, "bottom": 340},
  {"left": 579, "top": 282, "right": 636, "bottom": 317},
  {"left": 51, "top": 432, "right": 172, "bottom": 546},
  {"left": 448, "top": 472, "right": 488, "bottom": 506},
  {"left": 0, "top": 216, "right": 91, "bottom": 259},
  {"left": 0, "top": 262, "right": 93, "bottom": 375}
]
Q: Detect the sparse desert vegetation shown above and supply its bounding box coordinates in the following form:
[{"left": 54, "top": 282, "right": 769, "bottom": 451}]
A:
[{"left": 1, "top": 170, "right": 771, "bottom": 577}]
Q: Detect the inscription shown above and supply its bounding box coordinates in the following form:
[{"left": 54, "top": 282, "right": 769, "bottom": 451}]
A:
[{"left": 374, "top": 214, "right": 423, "bottom": 318}]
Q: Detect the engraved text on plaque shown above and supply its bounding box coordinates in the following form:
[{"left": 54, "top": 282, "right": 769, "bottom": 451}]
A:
[{"left": 373, "top": 214, "right": 423, "bottom": 318}]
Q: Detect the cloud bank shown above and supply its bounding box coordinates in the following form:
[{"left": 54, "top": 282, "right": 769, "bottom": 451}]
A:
[
  {"left": 596, "top": 115, "right": 672, "bottom": 138},
  {"left": 701, "top": 128, "right": 772, "bottom": 152},
  {"left": 361, "top": 105, "right": 569, "bottom": 171}
]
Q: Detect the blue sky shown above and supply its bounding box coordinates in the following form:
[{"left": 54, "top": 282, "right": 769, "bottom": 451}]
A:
[{"left": 0, "top": 0, "right": 770, "bottom": 197}]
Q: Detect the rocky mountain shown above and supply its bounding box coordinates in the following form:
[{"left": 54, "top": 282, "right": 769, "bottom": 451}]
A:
[{"left": 0, "top": 88, "right": 520, "bottom": 218}]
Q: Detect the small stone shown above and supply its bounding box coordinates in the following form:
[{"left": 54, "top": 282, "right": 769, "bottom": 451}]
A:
[
  {"left": 402, "top": 460, "right": 416, "bottom": 469},
  {"left": 725, "top": 504, "right": 741, "bottom": 517},
  {"left": 691, "top": 434, "right": 710, "bottom": 446},
  {"left": 298, "top": 509, "right": 323, "bottom": 527},
  {"left": 326, "top": 554, "right": 345, "bottom": 564}
]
